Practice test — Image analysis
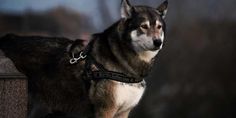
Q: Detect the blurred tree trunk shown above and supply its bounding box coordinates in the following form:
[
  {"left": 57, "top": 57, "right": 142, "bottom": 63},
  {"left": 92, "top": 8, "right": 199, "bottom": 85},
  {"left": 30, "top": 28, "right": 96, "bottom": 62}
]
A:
[{"left": 97, "top": 0, "right": 113, "bottom": 28}]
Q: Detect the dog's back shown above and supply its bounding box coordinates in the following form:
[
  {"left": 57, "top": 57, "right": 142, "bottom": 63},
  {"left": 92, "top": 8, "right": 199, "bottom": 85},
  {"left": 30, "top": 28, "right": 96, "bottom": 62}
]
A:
[{"left": 0, "top": 34, "right": 73, "bottom": 75}]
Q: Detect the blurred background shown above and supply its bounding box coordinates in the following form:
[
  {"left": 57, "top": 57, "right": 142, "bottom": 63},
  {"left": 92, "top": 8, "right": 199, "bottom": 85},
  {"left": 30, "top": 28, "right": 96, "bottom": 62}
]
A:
[{"left": 0, "top": 0, "right": 236, "bottom": 118}]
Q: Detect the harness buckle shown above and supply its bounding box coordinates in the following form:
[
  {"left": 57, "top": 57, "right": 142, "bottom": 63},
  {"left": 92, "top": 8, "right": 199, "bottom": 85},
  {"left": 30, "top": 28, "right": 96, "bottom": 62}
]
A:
[{"left": 70, "top": 51, "right": 87, "bottom": 64}]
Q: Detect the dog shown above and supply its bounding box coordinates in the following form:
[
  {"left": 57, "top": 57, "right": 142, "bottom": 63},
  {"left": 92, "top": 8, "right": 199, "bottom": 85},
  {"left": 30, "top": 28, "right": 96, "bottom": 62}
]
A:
[{"left": 0, "top": 0, "right": 168, "bottom": 118}]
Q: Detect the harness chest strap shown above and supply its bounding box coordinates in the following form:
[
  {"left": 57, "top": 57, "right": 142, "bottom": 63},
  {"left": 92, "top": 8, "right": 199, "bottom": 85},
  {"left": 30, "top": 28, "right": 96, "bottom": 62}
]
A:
[
  {"left": 84, "top": 54, "right": 143, "bottom": 83},
  {"left": 86, "top": 70, "right": 143, "bottom": 83}
]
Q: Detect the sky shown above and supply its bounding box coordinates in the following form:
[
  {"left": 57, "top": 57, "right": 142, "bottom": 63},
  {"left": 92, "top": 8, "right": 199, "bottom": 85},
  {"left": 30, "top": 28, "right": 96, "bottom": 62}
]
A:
[
  {"left": 0, "top": 0, "right": 100, "bottom": 13},
  {"left": 0, "top": 0, "right": 236, "bottom": 29},
  {"left": 0, "top": 0, "right": 120, "bottom": 29}
]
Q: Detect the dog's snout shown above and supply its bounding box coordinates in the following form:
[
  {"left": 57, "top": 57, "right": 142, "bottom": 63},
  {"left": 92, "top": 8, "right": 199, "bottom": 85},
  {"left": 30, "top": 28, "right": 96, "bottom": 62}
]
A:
[{"left": 153, "top": 39, "right": 162, "bottom": 47}]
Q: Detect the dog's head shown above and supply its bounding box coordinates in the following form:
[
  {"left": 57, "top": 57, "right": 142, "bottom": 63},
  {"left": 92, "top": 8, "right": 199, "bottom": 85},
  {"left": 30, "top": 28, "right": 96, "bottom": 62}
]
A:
[{"left": 120, "top": 0, "right": 168, "bottom": 52}]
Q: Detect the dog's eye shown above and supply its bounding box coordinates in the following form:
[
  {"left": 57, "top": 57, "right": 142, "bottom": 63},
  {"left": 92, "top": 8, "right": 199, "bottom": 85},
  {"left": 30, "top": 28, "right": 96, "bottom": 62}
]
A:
[
  {"left": 157, "top": 25, "right": 162, "bottom": 29},
  {"left": 140, "top": 24, "right": 149, "bottom": 29}
]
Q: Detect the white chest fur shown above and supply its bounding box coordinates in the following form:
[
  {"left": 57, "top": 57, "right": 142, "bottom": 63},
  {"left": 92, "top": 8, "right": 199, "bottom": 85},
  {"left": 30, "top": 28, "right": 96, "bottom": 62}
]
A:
[{"left": 114, "top": 81, "right": 146, "bottom": 112}]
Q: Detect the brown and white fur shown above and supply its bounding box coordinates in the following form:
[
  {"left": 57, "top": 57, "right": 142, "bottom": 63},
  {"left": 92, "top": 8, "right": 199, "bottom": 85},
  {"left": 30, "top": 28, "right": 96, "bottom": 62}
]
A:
[{"left": 0, "top": 0, "right": 168, "bottom": 118}]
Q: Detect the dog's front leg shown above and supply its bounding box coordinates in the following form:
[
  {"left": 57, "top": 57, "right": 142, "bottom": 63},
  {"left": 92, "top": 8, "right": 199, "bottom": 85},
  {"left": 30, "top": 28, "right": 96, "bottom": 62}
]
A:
[
  {"left": 95, "top": 107, "right": 117, "bottom": 118},
  {"left": 114, "top": 109, "right": 131, "bottom": 118},
  {"left": 90, "top": 80, "right": 118, "bottom": 118}
]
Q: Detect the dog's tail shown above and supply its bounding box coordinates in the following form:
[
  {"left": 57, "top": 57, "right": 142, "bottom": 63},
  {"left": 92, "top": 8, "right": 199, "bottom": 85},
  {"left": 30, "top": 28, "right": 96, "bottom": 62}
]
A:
[
  {"left": 0, "top": 33, "right": 18, "bottom": 51},
  {"left": 0, "top": 34, "right": 27, "bottom": 79},
  {"left": 0, "top": 33, "right": 14, "bottom": 48},
  {"left": 0, "top": 33, "right": 22, "bottom": 60}
]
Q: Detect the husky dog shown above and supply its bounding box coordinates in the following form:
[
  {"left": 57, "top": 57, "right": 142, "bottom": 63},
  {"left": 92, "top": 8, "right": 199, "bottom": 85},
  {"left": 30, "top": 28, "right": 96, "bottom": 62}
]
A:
[{"left": 0, "top": 0, "right": 168, "bottom": 118}]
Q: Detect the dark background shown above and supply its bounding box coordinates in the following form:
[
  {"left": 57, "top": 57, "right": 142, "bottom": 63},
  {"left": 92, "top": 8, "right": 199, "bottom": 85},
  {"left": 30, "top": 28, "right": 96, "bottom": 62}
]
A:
[{"left": 0, "top": 0, "right": 236, "bottom": 118}]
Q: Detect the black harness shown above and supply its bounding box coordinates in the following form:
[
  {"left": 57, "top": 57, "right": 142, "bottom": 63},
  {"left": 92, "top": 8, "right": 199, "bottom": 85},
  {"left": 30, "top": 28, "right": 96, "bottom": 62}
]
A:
[{"left": 69, "top": 39, "right": 143, "bottom": 83}]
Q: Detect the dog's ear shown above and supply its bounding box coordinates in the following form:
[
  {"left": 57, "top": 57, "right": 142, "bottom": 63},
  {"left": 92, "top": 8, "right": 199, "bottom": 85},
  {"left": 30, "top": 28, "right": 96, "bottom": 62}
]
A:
[
  {"left": 157, "top": 0, "right": 168, "bottom": 18},
  {"left": 121, "top": 0, "right": 132, "bottom": 19}
]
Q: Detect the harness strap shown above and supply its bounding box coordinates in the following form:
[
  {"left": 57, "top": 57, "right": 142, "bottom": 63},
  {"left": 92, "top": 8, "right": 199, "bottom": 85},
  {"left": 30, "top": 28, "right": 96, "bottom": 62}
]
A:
[
  {"left": 86, "top": 71, "right": 143, "bottom": 83},
  {"left": 84, "top": 54, "right": 143, "bottom": 83},
  {"left": 69, "top": 39, "right": 144, "bottom": 83}
]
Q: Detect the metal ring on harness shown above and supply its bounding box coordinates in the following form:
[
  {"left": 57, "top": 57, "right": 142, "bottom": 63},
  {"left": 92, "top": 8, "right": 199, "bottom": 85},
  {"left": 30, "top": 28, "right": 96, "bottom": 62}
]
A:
[{"left": 70, "top": 51, "right": 87, "bottom": 64}]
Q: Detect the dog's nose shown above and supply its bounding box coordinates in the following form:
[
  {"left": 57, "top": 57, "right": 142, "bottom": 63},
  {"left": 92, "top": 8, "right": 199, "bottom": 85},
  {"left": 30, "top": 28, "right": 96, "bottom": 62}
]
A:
[{"left": 153, "top": 39, "right": 162, "bottom": 47}]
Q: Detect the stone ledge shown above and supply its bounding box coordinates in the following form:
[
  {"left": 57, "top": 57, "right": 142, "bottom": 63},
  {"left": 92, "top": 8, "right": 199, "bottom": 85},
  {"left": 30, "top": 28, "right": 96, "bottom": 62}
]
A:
[
  {"left": 0, "top": 56, "right": 22, "bottom": 74},
  {"left": 0, "top": 53, "right": 27, "bottom": 118}
]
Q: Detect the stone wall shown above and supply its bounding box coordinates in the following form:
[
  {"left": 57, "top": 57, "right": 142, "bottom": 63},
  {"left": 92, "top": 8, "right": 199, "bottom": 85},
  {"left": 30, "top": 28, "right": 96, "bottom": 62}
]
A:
[{"left": 0, "top": 52, "right": 27, "bottom": 118}]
